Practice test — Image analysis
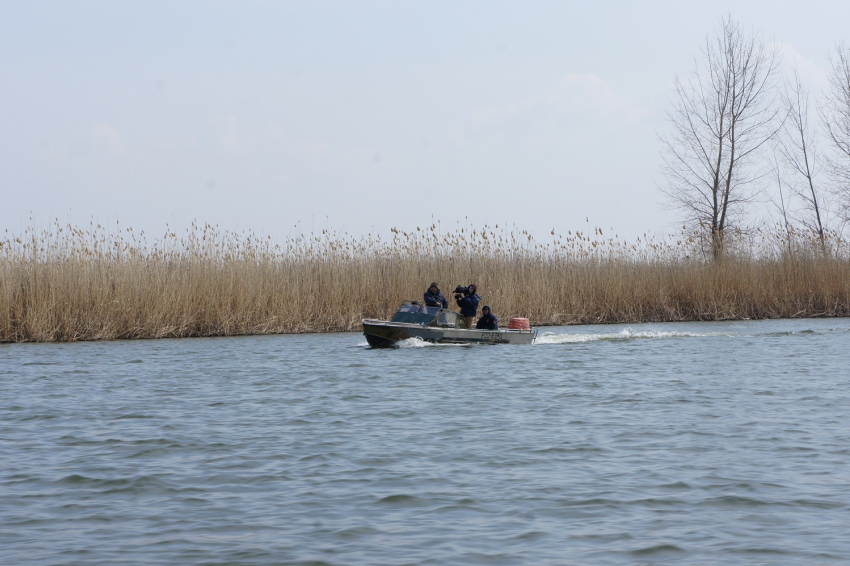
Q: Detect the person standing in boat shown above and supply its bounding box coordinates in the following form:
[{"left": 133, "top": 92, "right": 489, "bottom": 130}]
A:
[
  {"left": 423, "top": 282, "right": 448, "bottom": 309},
  {"left": 475, "top": 306, "right": 498, "bottom": 330},
  {"left": 455, "top": 283, "right": 481, "bottom": 329}
]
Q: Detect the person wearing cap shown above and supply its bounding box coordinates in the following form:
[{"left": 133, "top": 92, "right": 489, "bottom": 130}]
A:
[
  {"left": 475, "top": 305, "right": 498, "bottom": 330},
  {"left": 423, "top": 282, "right": 448, "bottom": 309},
  {"left": 455, "top": 283, "right": 481, "bottom": 328}
]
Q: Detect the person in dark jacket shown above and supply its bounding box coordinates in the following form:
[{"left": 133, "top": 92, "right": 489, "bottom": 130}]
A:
[
  {"left": 423, "top": 282, "right": 448, "bottom": 309},
  {"left": 455, "top": 283, "right": 481, "bottom": 328},
  {"left": 475, "top": 306, "right": 498, "bottom": 330}
]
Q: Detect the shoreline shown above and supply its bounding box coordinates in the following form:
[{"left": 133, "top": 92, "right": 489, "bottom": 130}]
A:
[{"left": 2, "top": 311, "right": 847, "bottom": 344}]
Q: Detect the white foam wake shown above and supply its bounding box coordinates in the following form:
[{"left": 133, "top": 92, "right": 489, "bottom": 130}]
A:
[
  {"left": 534, "top": 328, "right": 730, "bottom": 345},
  {"left": 397, "top": 337, "right": 433, "bottom": 348}
]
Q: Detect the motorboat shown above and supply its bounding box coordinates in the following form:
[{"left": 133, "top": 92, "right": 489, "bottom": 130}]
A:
[{"left": 362, "top": 300, "right": 537, "bottom": 348}]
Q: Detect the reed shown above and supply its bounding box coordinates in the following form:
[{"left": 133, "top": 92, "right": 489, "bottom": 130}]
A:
[{"left": 2, "top": 220, "right": 850, "bottom": 342}]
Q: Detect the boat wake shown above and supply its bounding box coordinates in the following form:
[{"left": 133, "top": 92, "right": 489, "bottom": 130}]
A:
[
  {"left": 534, "top": 328, "right": 731, "bottom": 345},
  {"left": 398, "top": 337, "right": 432, "bottom": 348},
  {"left": 358, "top": 324, "right": 842, "bottom": 348}
]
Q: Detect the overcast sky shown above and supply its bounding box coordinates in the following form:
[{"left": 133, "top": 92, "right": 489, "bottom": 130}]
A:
[{"left": 2, "top": 1, "right": 849, "bottom": 240}]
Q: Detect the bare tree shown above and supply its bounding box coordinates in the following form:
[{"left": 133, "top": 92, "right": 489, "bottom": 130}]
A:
[
  {"left": 821, "top": 42, "right": 850, "bottom": 220},
  {"left": 769, "top": 147, "right": 795, "bottom": 258},
  {"left": 776, "top": 66, "right": 828, "bottom": 252},
  {"left": 660, "top": 16, "right": 781, "bottom": 259}
]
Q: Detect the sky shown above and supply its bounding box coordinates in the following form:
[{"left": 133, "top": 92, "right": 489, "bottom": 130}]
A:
[{"left": 2, "top": 1, "right": 849, "bottom": 241}]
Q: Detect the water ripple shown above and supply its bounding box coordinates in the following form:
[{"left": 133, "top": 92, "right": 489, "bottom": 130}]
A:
[{"left": 2, "top": 319, "right": 850, "bottom": 564}]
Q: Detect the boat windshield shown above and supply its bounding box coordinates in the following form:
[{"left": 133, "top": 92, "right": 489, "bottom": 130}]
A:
[
  {"left": 390, "top": 303, "right": 441, "bottom": 324},
  {"left": 435, "top": 310, "right": 460, "bottom": 327}
]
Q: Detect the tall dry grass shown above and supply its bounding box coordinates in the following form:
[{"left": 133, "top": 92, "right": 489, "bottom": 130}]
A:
[{"left": 2, "top": 220, "right": 850, "bottom": 342}]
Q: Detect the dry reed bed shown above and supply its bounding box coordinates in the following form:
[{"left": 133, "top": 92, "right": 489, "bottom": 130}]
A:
[{"left": 2, "top": 221, "right": 850, "bottom": 342}]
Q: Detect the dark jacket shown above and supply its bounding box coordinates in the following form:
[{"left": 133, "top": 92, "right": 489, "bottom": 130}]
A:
[
  {"left": 456, "top": 293, "right": 481, "bottom": 317},
  {"left": 424, "top": 289, "right": 448, "bottom": 309},
  {"left": 475, "top": 312, "right": 498, "bottom": 330}
]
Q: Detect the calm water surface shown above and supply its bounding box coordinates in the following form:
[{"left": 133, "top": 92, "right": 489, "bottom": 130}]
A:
[{"left": 2, "top": 319, "right": 850, "bottom": 565}]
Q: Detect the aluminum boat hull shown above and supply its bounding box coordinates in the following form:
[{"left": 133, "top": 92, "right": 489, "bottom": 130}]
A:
[{"left": 362, "top": 319, "right": 536, "bottom": 347}]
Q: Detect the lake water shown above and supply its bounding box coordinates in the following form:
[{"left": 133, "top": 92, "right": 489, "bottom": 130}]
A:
[{"left": 2, "top": 318, "right": 850, "bottom": 565}]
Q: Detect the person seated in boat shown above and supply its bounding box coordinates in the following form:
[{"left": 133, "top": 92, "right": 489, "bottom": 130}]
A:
[
  {"left": 475, "top": 306, "right": 498, "bottom": 330},
  {"left": 423, "top": 282, "right": 448, "bottom": 309},
  {"left": 455, "top": 283, "right": 481, "bottom": 328}
]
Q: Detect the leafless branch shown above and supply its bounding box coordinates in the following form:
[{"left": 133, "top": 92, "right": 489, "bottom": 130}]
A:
[
  {"left": 776, "top": 65, "right": 828, "bottom": 252},
  {"left": 659, "top": 16, "right": 781, "bottom": 260},
  {"left": 820, "top": 41, "right": 850, "bottom": 221}
]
